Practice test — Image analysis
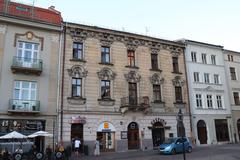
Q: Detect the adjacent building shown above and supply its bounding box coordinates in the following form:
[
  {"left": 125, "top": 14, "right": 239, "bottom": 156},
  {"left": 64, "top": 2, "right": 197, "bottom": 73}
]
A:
[
  {"left": 60, "top": 22, "right": 191, "bottom": 154},
  {"left": 223, "top": 50, "right": 240, "bottom": 142},
  {"left": 0, "top": 0, "right": 62, "bottom": 151},
  {"left": 182, "top": 39, "right": 234, "bottom": 145}
]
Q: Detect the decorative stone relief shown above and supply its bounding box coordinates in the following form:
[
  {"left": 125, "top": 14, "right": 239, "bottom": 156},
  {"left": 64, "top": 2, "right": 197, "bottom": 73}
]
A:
[
  {"left": 150, "top": 73, "right": 164, "bottom": 85},
  {"left": 171, "top": 50, "right": 181, "bottom": 57},
  {"left": 97, "top": 67, "right": 116, "bottom": 80},
  {"left": 67, "top": 65, "right": 88, "bottom": 78},
  {"left": 124, "top": 71, "right": 141, "bottom": 83},
  {"left": 172, "top": 76, "right": 185, "bottom": 86},
  {"left": 0, "top": 25, "right": 6, "bottom": 33}
]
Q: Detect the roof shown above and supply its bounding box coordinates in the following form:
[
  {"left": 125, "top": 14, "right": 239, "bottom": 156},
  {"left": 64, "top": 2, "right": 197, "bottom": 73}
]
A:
[
  {"left": 0, "top": 0, "right": 62, "bottom": 26},
  {"left": 179, "top": 39, "right": 223, "bottom": 49}
]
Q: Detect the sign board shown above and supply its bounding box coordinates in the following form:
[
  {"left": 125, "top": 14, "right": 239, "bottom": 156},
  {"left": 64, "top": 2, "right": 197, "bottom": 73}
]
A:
[
  {"left": 70, "top": 116, "right": 86, "bottom": 124},
  {"left": 121, "top": 131, "right": 128, "bottom": 139},
  {"left": 97, "top": 122, "right": 116, "bottom": 132}
]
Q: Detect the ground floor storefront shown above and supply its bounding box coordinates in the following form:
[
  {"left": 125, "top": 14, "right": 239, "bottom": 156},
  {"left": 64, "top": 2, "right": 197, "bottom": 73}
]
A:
[
  {"left": 0, "top": 115, "right": 56, "bottom": 152},
  {"left": 192, "top": 114, "right": 234, "bottom": 145},
  {"left": 61, "top": 113, "right": 191, "bottom": 155}
]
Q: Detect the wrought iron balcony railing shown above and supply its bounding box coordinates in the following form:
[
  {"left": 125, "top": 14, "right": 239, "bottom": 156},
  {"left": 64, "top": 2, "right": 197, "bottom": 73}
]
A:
[
  {"left": 9, "top": 99, "right": 40, "bottom": 113},
  {"left": 11, "top": 57, "right": 43, "bottom": 75}
]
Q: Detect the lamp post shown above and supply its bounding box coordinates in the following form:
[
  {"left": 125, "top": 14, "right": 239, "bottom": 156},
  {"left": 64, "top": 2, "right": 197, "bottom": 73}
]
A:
[{"left": 177, "top": 108, "right": 186, "bottom": 160}]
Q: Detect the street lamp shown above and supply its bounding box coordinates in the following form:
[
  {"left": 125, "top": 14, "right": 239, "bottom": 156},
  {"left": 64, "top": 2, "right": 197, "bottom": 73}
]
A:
[{"left": 177, "top": 108, "right": 186, "bottom": 160}]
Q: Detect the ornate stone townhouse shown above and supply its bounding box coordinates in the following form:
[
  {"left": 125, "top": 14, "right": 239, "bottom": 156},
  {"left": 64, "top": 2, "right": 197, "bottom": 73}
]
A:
[
  {"left": 223, "top": 50, "right": 240, "bottom": 142},
  {"left": 181, "top": 39, "right": 234, "bottom": 145},
  {"left": 60, "top": 22, "right": 191, "bottom": 154},
  {"left": 0, "top": 0, "right": 62, "bottom": 151}
]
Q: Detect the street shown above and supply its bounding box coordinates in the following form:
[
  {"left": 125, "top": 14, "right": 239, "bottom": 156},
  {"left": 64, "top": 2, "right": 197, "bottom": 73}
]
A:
[{"left": 71, "top": 144, "right": 240, "bottom": 160}]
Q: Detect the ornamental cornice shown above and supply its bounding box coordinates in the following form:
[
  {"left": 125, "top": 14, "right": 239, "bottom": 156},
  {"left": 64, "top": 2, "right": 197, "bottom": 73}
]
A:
[
  {"left": 124, "top": 71, "right": 141, "bottom": 83},
  {"left": 172, "top": 76, "right": 185, "bottom": 86},
  {"left": 150, "top": 73, "right": 164, "bottom": 85},
  {"left": 97, "top": 67, "right": 116, "bottom": 80},
  {"left": 67, "top": 65, "right": 88, "bottom": 78}
]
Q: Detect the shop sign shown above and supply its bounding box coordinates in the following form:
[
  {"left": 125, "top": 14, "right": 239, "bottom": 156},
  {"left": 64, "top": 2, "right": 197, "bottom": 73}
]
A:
[
  {"left": 121, "top": 131, "right": 128, "bottom": 139},
  {"left": 97, "top": 122, "right": 116, "bottom": 132},
  {"left": 104, "top": 122, "right": 109, "bottom": 129},
  {"left": 70, "top": 116, "right": 86, "bottom": 124}
]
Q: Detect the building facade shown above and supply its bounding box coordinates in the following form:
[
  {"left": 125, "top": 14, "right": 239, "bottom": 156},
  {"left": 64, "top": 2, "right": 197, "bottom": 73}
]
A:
[
  {"left": 223, "top": 50, "right": 240, "bottom": 142},
  {"left": 0, "top": 0, "right": 62, "bottom": 151},
  {"left": 182, "top": 40, "right": 234, "bottom": 145},
  {"left": 60, "top": 23, "right": 191, "bottom": 154}
]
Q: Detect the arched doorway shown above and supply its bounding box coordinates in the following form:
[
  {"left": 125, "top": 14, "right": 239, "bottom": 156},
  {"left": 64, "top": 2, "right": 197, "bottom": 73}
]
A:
[
  {"left": 237, "top": 119, "right": 240, "bottom": 141},
  {"left": 128, "top": 122, "right": 139, "bottom": 150},
  {"left": 152, "top": 122, "right": 165, "bottom": 147},
  {"left": 197, "top": 120, "right": 207, "bottom": 144}
]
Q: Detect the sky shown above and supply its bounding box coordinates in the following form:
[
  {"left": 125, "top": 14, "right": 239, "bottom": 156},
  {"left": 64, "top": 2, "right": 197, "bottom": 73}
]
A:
[{"left": 16, "top": 0, "right": 240, "bottom": 51}]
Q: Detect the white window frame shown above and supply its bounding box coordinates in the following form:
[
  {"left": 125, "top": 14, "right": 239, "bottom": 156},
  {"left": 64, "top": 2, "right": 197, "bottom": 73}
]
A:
[
  {"left": 211, "top": 55, "right": 216, "bottom": 65},
  {"left": 196, "top": 94, "right": 202, "bottom": 108},
  {"left": 13, "top": 80, "right": 37, "bottom": 100},
  {"left": 202, "top": 53, "right": 207, "bottom": 64},
  {"left": 193, "top": 72, "right": 199, "bottom": 82},
  {"left": 204, "top": 73, "right": 210, "bottom": 83},
  {"left": 214, "top": 74, "right": 220, "bottom": 84},
  {"left": 216, "top": 95, "right": 223, "bottom": 109},
  {"left": 191, "top": 51, "right": 197, "bottom": 62},
  {"left": 207, "top": 94, "right": 213, "bottom": 108}
]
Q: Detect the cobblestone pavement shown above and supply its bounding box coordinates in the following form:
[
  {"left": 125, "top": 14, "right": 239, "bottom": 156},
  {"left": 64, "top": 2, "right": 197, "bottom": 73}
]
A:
[{"left": 70, "top": 144, "right": 240, "bottom": 160}]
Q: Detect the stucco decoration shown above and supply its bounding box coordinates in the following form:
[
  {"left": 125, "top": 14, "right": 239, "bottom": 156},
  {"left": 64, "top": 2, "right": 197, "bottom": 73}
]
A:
[
  {"left": 99, "top": 33, "right": 114, "bottom": 47},
  {"left": 67, "top": 65, "right": 88, "bottom": 78},
  {"left": 97, "top": 67, "right": 116, "bottom": 80},
  {"left": 150, "top": 73, "right": 164, "bottom": 85},
  {"left": 124, "top": 71, "right": 141, "bottom": 83},
  {"left": 172, "top": 76, "right": 185, "bottom": 86}
]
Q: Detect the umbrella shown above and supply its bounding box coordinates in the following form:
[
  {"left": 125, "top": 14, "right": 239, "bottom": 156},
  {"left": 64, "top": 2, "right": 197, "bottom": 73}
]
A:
[
  {"left": 27, "top": 131, "right": 53, "bottom": 138},
  {"left": 0, "top": 131, "right": 27, "bottom": 139},
  {"left": 0, "top": 131, "right": 27, "bottom": 153}
]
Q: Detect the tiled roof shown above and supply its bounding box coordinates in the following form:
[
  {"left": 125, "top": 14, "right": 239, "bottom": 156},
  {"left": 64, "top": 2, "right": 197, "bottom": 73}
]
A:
[{"left": 0, "top": 0, "right": 62, "bottom": 26}]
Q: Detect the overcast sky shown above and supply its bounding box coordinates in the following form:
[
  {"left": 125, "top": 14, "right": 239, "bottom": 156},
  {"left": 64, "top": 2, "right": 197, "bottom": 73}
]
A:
[{"left": 17, "top": 0, "right": 240, "bottom": 51}]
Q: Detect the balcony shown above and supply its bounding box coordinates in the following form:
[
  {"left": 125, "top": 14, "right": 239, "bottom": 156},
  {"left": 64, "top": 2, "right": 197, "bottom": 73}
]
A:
[
  {"left": 8, "top": 99, "right": 40, "bottom": 114},
  {"left": 11, "top": 57, "right": 42, "bottom": 75},
  {"left": 120, "top": 96, "right": 150, "bottom": 114}
]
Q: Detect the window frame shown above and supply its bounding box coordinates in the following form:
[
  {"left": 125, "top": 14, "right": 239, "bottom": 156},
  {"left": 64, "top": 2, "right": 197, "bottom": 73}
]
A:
[
  {"left": 214, "top": 74, "right": 220, "bottom": 84},
  {"left": 127, "top": 50, "right": 135, "bottom": 67},
  {"left": 202, "top": 53, "right": 207, "bottom": 64},
  {"left": 196, "top": 94, "right": 202, "bottom": 108},
  {"left": 211, "top": 55, "right": 216, "bottom": 65},
  {"left": 207, "top": 94, "right": 213, "bottom": 108},
  {"left": 101, "top": 46, "right": 110, "bottom": 63},
  {"left": 175, "top": 86, "right": 182, "bottom": 103},
  {"left": 191, "top": 51, "right": 197, "bottom": 62},
  {"left": 71, "top": 78, "right": 82, "bottom": 97},
  {"left": 151, "top": 53, "right": 158, "bottom": 70},
  {"left": 13, "top": 80, "right": 37, "bottom": 100},
  {"left": 204, "top": 73, "right": 210, "bottom": 83},
  {"left": 233, "top": 92, "right": 240, "bottom": 105},
  {"left": 72, "top": 42, "right": 83, "bottom": 60},
  {"left": 216, "top": 95, "right": 223, "bottom": 109},
  {"left": 193, "top": 72, "right": 200, "bottom": 82},
  {"left": 230, "top": 67, "right": 237, "bottom": 80},
  {"left": 172, "top": 57, "right": 179, "bottom": 73},
  {"left": 101, "top": 80, "right": 111, "bottom": 99},
  {"left": 153, "top": 84, "right": 162, "bottom": 102}
]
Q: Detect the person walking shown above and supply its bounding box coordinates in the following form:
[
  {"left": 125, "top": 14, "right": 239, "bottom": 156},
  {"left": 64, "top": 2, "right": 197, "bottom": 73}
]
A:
[
  {"left": 74, "top": 138, "right": 81, "bottom": 157},
  {"left": 94, "top": 138, "right": 100, "bottom": 156}
]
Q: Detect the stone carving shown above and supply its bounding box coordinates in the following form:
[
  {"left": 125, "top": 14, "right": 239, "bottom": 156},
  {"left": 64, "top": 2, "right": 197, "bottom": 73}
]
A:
[
  {"left": 99, "top": 33, "right": 114, "bottom": 46},
  {"left": 67, "top": 65, "right": 88, "bottom": 78},
  {"left": 124, "top": 71, "right": 141, "bottom": 83},
  {"left": 172, "top": 76, "right": 185, "bottom": 86},
  {"left": 97, "top": 67, "right": 116, "bottom": 80},
  {"left": 150, "top": 73, "right": 164, "bottom": 85}
]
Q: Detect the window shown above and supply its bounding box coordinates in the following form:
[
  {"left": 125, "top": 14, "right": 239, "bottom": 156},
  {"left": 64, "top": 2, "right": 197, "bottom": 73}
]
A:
[
  {"left": 207, "top": 95, "right": 213, "bottom": 108},
  {"left": 228, "top": 55, "right": 233, "bottom": 61},
  {"left": 193, "top": 72, "right": 199, "bottom": 82},
  {"left": 127, "top": 50, "right": 135, "bottom": 67},
  {"left": 233, "top": 92, "right": 240, "bottom": 105},
  {"left": 202, "top": 53, "right": 207, "bottom": 64},
  {"left": 216, "top": 95, "right": 222, "bottom": 108},
  {"left": 230, "top": 67, "right": 237, "bottom": 80},
  {"left": 72, "top": 78, "right": 82, "bottom": 97},
  {"left": 172, "top": 57, "right": 179, "bottom": 73},
  {"left": 204, "top": 73, "right": 210, "bottom": 83},
  {"left": 153, "top": 84, "right": 161, "bottom": 102},
  {"left": 191, "top": 52, "right": 197, "bottom": 62},
  {"left": 73, "top": 42, "right": 83, "bottom": 59},
  {"left": 101, "top": 80, "right": 110, "bottom": 99},
  {"left": 214, "top": 74, "right": 219, "bottom": 84},
  {"left": 196, "top": 94, "right": 202, "bottom": 108},
  {"left": 175, "top": 86, "right": 182, "bottom": 103},
  {"left": 14, "top": 81, "right": 37, "bottom": 100},
  {"left": 211, "top": 55, "right": 216, "bottom": 65},
  {"left": 101, "top": 46, "right": 110, "bottom": 63},
  {"left": 151, "top": 54, "right": 158, "bottom": 70}
]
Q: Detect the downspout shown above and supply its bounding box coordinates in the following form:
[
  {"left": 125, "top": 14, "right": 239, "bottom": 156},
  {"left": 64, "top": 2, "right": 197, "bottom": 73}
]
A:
[
  {"left": 60, "top": 22, "right": 67, "bottom": 144},
  {"left": 182, "top": 43, "right": 193, "bottom": 140}
]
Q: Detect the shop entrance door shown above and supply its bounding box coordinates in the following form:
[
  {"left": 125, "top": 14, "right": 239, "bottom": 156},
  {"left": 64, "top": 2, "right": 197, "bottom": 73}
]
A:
[
  {"left": 197, "top": 120, "right": 208, "bottom": 144},
  {"left": 128, "top": 122, "right": 139, "bottom": 150},
  {"left": 97, "top": 132, "right": 115, "bottom": 152},
  {"left": 152, "top": 122, "right": 165, "bottom": 147},
  {"left": 71, "top": 124, "right": 83, "bottom": 153}
]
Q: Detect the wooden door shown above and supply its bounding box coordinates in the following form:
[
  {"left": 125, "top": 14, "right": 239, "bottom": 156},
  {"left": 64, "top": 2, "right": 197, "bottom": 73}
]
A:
[
  {"left": 129, "top": 83, "right": 137, "bottom": 105},
  {"left": 152, "top": 122, "right": 165, "bottom": 147},
  {"left": 197, "top": 120, "right": 207, "bottom": 144},
  {"left": 128, "top": 122, "right": 139, "bottom": 149}
]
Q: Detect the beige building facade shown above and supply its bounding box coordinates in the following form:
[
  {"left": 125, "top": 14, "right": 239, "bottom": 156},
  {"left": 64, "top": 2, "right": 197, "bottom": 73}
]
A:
[
  {"left": 61, "top": 23, "right": 191, "bottom": 154},
  {"left": 0, "top": 0, "right": 62, "bottom": 151}
]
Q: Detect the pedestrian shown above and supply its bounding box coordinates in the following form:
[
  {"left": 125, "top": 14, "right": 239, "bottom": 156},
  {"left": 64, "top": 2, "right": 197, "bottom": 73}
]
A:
[
  {"left": 74, "top": 138, "right": 81, "bottom": 157},
  {"left": 94, "top": 138, "right": 100, "bottom": 156}
]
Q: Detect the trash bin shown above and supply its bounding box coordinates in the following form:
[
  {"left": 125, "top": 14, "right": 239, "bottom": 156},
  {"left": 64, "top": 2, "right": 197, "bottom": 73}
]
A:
[{"left": 83, "top": 145, "right": 88, "bottom": 156}]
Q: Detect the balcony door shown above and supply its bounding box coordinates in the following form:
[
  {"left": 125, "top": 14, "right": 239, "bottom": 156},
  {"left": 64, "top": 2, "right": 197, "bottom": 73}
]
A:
[
  {"left": 17, "top": 41, "right": 39, "bottom": 68},
  {"left": 129, "top": 82, "right": 137, "bottom": 105}
]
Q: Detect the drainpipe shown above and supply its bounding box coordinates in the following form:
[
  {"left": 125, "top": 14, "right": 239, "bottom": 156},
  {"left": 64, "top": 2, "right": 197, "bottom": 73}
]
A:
[
  {"left": 182, "top": 43, "right": 194, "bottom": 141},
  {"left": 60, "top": 22, "right": 67, "bottom": 145}
]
